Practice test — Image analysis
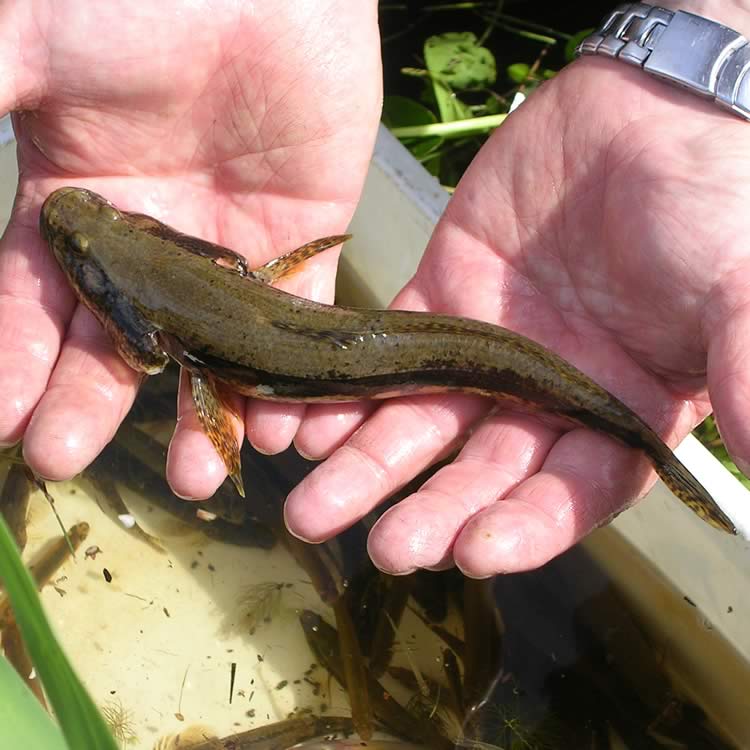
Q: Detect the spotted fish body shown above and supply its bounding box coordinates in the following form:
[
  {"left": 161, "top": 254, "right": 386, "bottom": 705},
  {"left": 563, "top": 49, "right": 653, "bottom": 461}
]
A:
[{"left": 39, "top": 187, "right": 736, "bottom": 534}]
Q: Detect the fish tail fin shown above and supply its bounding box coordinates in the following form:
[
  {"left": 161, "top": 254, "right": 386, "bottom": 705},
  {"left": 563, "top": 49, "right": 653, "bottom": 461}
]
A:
[{"left": 651, "top": 445, "right": 736, "bottom": 534}]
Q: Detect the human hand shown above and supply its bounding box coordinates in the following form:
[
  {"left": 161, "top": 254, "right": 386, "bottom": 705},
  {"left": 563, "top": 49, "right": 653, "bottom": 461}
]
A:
[
  {"left": 284, "top": 44, "right": 750, "bottom": 576},
  {"left": 0, "top": 0, "right": 381, "bottom": 496}
]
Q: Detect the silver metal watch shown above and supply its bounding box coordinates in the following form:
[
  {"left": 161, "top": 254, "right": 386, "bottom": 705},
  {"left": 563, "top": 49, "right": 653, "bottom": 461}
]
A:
[{"left": 576, "top": 3, "right": 750, "bottom": 120}]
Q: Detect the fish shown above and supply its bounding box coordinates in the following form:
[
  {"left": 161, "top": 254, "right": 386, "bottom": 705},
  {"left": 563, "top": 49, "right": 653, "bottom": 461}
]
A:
[
  {"left": 0, "top": 521, "right": 90, "bottom": 629},
  {"left": 299, "top": 609, "right": 455, "bottom": 750},
  {"left": 174, "top": 715, "right": 355, "bottom": 749},
  {"left": 39, "top": 187, "right": 736, "bottom": 534},
  {"left": 0, "top": 458, "right": 33, "bottom": 551},
  {"left": 289, "top": 741, "right": 427, "bottom": 749}
]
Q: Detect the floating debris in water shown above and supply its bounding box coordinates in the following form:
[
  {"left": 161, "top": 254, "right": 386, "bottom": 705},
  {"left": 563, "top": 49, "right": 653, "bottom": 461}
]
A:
[{"left": 118, "top": 513, "right": 136, "bottom": 529}]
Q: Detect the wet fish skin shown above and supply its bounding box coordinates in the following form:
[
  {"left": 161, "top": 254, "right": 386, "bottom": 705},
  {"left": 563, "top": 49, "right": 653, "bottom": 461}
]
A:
[{"left": 39, "top": 187, "right": 736, "bottom": 534}]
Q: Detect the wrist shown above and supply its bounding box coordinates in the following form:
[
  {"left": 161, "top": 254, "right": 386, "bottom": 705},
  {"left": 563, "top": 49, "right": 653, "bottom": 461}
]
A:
[{"left": 659, "top": 1, "right": 750, "bottom": 36}]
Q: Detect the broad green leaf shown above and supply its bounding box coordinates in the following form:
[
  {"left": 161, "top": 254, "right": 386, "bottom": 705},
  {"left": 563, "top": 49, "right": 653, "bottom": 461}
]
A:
[
  {"left": 382, "top": 95, "right": 443, "bottom": 174},
  {"left": 424, "top": 32, "right": 497, "bottom": 89},
  {"left": 0, "top": 653, "right": 67, "bottom": 749},
  {"left": 424, "top": 32, "right": 495, "bottom": 122},
  {"left": 382, "top": 94, "right": 438, "bottom": 130},
  {"left": 0, "top": 516, "right": 118, "bottom": 750}
]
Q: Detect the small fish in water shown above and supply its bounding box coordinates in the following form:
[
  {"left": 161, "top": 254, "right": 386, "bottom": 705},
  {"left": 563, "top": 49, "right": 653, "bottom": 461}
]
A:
[
  {"left": 289, "top": 742, "right": 428, "bottom": 749},
  {"left": 0, "top": 458, "right": 32, "bottom": 550},
  {"left": 160, "top": 716, "right": 355, "bottom": 750},
  {"left": 0, "top": 521, "right": 90, "bottom": 629},
  {"left": 40, "top": 187, "right": 736, "bottom": 534}
]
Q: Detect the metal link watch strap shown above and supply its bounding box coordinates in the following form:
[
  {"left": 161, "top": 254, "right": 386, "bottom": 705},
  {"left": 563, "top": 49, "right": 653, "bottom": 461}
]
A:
[{"left": 576, "top": 3, "right": 750, "bottom": 120}]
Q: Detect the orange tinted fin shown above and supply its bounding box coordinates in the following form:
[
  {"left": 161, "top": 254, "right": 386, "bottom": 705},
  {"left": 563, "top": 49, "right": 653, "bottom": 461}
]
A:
[
  {"left": 189, "top": 370, "right": 245, "bottom": 498},
  {"left": 250, "top": 235, "right": 351, "bottom": 284}
]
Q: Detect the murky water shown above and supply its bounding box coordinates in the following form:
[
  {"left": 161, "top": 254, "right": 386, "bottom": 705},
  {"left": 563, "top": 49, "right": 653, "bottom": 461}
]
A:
[{"left": 0, "top": 370, "right": 740, "bottom": 749}]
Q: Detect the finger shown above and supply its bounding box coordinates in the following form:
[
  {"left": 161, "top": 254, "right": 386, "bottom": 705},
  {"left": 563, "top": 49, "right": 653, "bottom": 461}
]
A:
[
  {"left": 293, "top": 402, "right": 376, "bottom": 459},
  {"left": 366, "top": 414, "right": 559, "bottom": 575},
  {"left": 0, "top": 199, "right": 76, "bottom": 444},
  {"left": 167, "top": 368, "right": 245, "bottom": 500},
  {"left": 23, "top": 304, "right": 140, "bottom": 478},
  {"left": 706, "top": 300, "right": 750, "bottom": 475},
  {"left": 284, "top": 393, "right": 489, "bottom": 542},
  {"left": 245, "top": 401, "right": 306, "bottom": 455},
  {"left": 452, "top": 429, "right": 654, "bottom": 577},
  {"left": 244, "top": 243, "right": 340, "bottom": 453}
]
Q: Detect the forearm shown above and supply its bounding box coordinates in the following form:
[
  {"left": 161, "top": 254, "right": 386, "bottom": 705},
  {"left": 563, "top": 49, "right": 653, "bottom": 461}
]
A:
[{"left": 660, "top": 1, "right": 750, "bottom": 34}]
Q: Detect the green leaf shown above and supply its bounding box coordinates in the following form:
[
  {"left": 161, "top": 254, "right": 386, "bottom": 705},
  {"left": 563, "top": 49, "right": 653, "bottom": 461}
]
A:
[
  {"left": 382, "top": 94, "right": 438, "bottom": 130},
  {"left": 424, "top": 32, "right": 496, "bottom": 122},
  {"left": 507, "top": 63, "right": 557, "bottom": 84},
  {"left": 383, "top": 95, "right": 443, "bottom": 175},
  {"left": 507, "top": 63, "right": 530, "bottom": 84},
  {"left": 0, "top": 653, "right": 67, "bottom": 749},
  {"left": 424, "top": 32, "right": 497, "bottom": 89},
  {"left": 565, "top": 28, "right": 595, "bottom": 62},
  {"left": 483, "top": 95, "right": 503, "bottom": 115},
  {"left": 0, "top": 516, "right": 118, "bottom": 750}
]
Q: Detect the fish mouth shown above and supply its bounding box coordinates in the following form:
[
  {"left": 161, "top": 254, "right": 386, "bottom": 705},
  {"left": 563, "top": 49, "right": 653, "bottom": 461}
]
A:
[
  {"left": 40, "top": 186, "right": 100, "bottom": 222},
  {"left": 41, "top": 185, "right": 79, "bottom": 215}
]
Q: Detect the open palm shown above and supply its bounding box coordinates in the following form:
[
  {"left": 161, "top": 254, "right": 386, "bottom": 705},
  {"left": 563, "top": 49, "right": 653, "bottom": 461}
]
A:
[
  {"left": 286, "top": 58, "right": 750, "bottom": 576},
  {"left": 0, "top": 1, "right": 381, "bottom": 495}
]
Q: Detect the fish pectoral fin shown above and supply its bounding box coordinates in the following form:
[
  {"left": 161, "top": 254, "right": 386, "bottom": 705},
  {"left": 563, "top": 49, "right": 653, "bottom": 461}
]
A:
[
  {"left": 155, "top": 332, "right": 245, "bottom": 498},
  {"left": 190, "top": 370, "right": 245, "bottom": 498},
  {"left": 250, "top": 234, "right": 351, "bottom": 284},
  {"left": 99, "top": 297, "right": 169, "bottom": 375},
  {"left": 176, "top": 234, "right": 249, "bottom": 275},
  {"left": 175, "top": 235, "right": 249, "bottom": 275},
  {"left": 126, "top": 212, "right": 250, "bottom": 275}
]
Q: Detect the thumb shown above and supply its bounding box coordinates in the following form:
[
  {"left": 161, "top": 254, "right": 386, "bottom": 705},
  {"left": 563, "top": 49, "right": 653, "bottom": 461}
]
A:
[{"left": 707, "top": 301, "right": 750, "bottom": 476}]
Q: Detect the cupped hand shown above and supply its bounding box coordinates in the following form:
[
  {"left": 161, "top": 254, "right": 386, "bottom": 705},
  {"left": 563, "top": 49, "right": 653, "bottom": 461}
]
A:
[
  {"left": 285, "top": 57, "right": 750, "bottom": 576},
  {"left": 0, "top": 0, "right": 381, "bottom": 496}
]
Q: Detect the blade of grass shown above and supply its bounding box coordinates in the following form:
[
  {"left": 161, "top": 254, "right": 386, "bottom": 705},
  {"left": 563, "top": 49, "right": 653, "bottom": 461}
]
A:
[
  {"left": 482, "top": 21, "right": 557, "bottom": 45},
  {"left": 477, "top": 10, "right": 573, "bottom": 40},
  {"left": 0, "top": 516, "right": 118, "bottom": 750},
  {"left": 0, "top": 653, "right": 67, "bottom": 749}
]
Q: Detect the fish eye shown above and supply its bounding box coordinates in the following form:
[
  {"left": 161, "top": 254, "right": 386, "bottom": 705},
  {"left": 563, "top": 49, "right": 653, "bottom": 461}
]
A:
[{"left": 68, "top": 231, "right": 90, "bottom": 255}]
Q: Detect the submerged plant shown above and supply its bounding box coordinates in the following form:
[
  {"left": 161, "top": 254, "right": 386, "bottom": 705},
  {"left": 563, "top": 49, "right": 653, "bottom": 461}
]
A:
[
  {"left": 467, "top": 699, "right": 568, "bottom": 750},
  {"left": 101, "top": 698, "right": 138, "bottom": 748},
  {"left": 232, "top": 581, "right": 295, "bottom": 634}
]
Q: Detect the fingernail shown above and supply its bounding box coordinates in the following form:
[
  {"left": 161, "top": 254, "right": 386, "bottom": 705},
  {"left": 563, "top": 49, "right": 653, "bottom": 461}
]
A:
[
  {"left": 282, "top": 501, "right": 315, "bottom": 544},
  {"left": 171, "top": 490, "right": 200, "bottom": 501}
]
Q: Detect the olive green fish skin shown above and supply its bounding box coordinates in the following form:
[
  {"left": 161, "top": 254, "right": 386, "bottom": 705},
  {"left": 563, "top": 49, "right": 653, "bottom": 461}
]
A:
[{"left": 39, "top": 187, "right": 736, "bottom": 535}]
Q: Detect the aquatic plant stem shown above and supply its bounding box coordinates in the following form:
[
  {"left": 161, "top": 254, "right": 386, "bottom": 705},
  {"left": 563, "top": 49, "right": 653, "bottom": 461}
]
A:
[{"left": 391, "top": 114, "right": 507, "bottom": 139}]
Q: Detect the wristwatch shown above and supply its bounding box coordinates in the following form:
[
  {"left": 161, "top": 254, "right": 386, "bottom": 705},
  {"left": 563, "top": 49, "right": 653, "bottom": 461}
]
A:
[{"left": 576, "top": 3, "right": 750, "bottom": 121}]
